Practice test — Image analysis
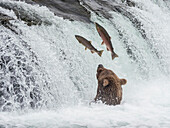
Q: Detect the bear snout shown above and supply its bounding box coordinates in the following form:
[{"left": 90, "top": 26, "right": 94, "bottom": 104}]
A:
[
  {"left": 98, "top": 64, "right": 104, "bottom": 68},
  {"left": 97, "top": 64, "right": 104, "bottom": 77}
]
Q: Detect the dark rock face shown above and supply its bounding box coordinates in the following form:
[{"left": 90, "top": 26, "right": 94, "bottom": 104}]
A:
[
  {"left": 0, "top": 2, "right": 52, "bottom": 26},
  {"left": 20, "top": 0, "right": 91, "bottom": 23},
  {"left": 0, "top": 12, "right": 19, "bottom": 35},
  {"left": 0, "top": 0, "right": 91, "bottom": 24},
  {"left": 126, "top": 0, "right": 135, "bottom": 7},
  {"left": 0, "top": 12, "right": 14, "bottom": 23},
  {"left": 0, "top": 0, "right": 135, "bottom": 25},
  {"left": 0, "top": 28, "right": 50, "bottom": 111}
]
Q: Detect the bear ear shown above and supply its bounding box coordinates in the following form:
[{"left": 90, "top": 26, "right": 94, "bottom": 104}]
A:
[
  {"left": 103, "top": 79, "right": 109, "bottom": 87},
  {"left": 120, "top": 79, "right": 127, "bottom": 85}
]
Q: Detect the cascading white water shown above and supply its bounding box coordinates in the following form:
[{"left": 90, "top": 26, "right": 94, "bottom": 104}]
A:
[{"left": 0, "top": 0, "right": 170, "bottom": 127}]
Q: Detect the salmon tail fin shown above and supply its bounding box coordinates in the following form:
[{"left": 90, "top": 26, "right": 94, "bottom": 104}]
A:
[
  {"left": 98, "top": 50, "right": 104, "bottom": 57},
  {"left": 111, "top": 52, "right": 118, "bottom": 60}
]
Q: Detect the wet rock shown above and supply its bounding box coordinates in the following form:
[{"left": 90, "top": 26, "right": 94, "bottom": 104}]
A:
[
  {"left": 126, "top": 0, "right": 135, "bottom": 7},
  {"left": 0, "top": 12, "right": 14, "bottom": 24},
  {"left": 121, "top": 0, "right": 135, "bottom": 7},
  {"left": 0, "top": 2, "right": 51, "bottom": 26},
  {"left": 25, "top": 0, "right": 91, "bottom": 23},
  {"left": 82, "top": 0, "right": 113, "bottom": 20}
]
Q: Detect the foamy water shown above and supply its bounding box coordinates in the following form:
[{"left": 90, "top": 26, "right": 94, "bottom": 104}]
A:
[{"left": 0, "top": 0, "right": 170, "bottom": 127}]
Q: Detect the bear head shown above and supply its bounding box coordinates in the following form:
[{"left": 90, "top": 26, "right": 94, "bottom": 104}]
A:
[{"left": 95, "top": 64, "right": 127, "bottom": 105}]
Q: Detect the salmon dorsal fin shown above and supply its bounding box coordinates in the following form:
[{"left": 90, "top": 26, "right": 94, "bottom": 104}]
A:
[
  {"left": 101, "top": 41, "right": 104, "bottom": 45},
  {"left": 85, "top": 47, "right": 87, "bottom": 50},
  {"left": 109, "top": 37, "right": 111, "bottom": 40},
  {"left": 107, "top": 48, "right": 109, "bottom": 51},
  {"left": 89, "top": 41, "right": 92, "bottom": 44}
]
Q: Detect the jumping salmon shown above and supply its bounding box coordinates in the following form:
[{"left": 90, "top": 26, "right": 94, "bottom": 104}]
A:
[
  {"left": 75, "top": 35, "right": 104, "bottom": 57},
  {"left": 95, "top": 22, "right": 118, "bottom": 60}
]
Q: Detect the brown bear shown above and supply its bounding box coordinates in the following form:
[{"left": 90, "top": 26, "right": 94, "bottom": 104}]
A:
[{"left": 94, "top": 64, "right": 127, "bottom": 105}]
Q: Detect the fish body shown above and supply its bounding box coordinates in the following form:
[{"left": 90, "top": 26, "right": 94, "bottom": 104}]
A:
[
  {"left": 75, "top": 35, "right": 103, "bottom": 57},
  {"left": 95, "top": 22, "right": 118, "bottom": 60}
]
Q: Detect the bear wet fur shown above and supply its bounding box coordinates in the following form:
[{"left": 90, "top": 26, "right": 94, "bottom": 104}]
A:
[{"left": 94, "top": 64, "right": 127, "bottom": 105}]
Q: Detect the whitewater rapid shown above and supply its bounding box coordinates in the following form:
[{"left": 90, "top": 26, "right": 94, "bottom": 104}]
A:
[{"left": 0, "top": 0, "right": 170, "bottom": 127}]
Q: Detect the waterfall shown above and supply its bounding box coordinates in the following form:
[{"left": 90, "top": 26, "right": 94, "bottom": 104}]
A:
[{"left": 0, "top": 0, "right": 170, "bottom": 127}]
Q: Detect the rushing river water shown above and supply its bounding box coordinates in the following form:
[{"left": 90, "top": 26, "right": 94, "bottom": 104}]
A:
[{"left": 0, "top": 0, "right": 170, "bottom": 127}]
